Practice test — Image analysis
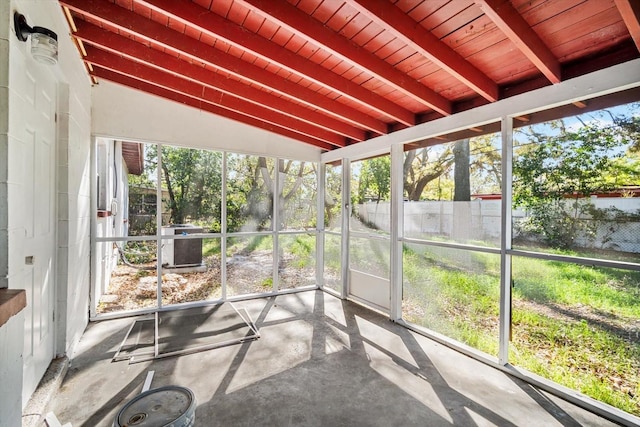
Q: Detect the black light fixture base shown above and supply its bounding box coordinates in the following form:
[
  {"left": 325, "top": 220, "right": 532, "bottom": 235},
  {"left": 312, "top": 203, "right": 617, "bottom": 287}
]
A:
[{"left": 14, "top": 12, "right": 32, "bottom": 42}]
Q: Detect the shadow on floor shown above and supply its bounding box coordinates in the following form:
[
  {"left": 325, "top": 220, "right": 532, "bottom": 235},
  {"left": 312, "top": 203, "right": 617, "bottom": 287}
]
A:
[{"left": 49, "top": 290, "right": 618, "bottom": 427}]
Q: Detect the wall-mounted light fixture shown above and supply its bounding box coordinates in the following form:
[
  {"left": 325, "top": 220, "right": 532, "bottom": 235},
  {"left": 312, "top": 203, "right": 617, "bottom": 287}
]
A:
[{"left": 14, "top": 12, "right": 58, "bottom": 65}]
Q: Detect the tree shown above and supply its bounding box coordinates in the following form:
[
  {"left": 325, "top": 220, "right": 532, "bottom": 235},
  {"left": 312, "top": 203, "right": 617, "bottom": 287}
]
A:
[
  {"left": 226, "top": 155, "right": 317, "bottom": 232},
  {"left": 403, "top": 146, "right": 454, "bottom": 201},
  {"left": 160, "top": 147, "right": 223, "bottom": 230},
  {"left": 226, "top": 154, "right": 272, "bottom": 232},
  {"left": 324, "top": 164, "right": 342, "bottom": 228},
  {"left": 513, "top": 114, "right": 638, "bottom": 249},
  {"left": 453, "top": 138, "right": 471, "bottom": 201},
  {"left": 356, "top": 156, "right": 391, "bottom": 203}
]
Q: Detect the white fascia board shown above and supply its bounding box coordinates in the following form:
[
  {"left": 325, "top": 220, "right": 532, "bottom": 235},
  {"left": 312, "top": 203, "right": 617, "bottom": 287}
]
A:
[
  {"left": 322, "top": 58, "right": 640, "bottom": 163},
  {"left": 92, "top": 80, "right": 322, "bottom": 162}
]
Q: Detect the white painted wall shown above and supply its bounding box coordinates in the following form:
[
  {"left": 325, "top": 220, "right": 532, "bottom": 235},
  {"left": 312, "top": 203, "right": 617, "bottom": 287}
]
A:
[
  {"left": 92, "top": 80, "right": 322, "bottom": 162},
  {"left": 0, "top": 0, "right": 92, "bottom": 418},
  {"left": 56, "top": 77, "right": 92, "bottom": 357},
  {"left": 0, "top": 0, "right": 11, "bottom": 292}
]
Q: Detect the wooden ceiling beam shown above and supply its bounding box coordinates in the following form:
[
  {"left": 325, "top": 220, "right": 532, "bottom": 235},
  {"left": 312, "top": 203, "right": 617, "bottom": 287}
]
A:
[
  {"left": 137, "top": 0, "right": 415, "bottom": 126},
  {"left": 232, "top": 0, "right": 451, "bottom": 116},
  {"left": 615, "top": 0, "right": 640, "bottom": 51},
  {"left": 92, "top": 68, "right": 334, "bottom": 151},
  {"left": 60, "top": 0, "right": 389, "bottom": 135},
  {"left": 475, "top": 0, "right": 562, "bottom": 84},
  {"left": 348, "top": 0, "right": 498, "bottom": 102},
  {"left": 74, "top": 21, "right": 364, "bottom": 143},
  {"left": 84, "top": 46, "right": 347, "bottom": 148}
]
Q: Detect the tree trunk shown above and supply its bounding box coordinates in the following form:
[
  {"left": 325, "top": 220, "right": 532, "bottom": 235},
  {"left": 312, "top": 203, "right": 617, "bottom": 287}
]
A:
[
  {"left": 452, "top": 138, "right": 471, "bottom": 242},
  {"left": 453, "top": 138, "right": 471, "bottom": 201},
  {"left": 162, "top": 162, "right": 182, "bottom": 224}
]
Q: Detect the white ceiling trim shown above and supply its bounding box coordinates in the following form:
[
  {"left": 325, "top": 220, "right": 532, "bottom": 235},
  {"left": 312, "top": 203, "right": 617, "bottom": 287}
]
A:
[{"left": 322, "top": 58, "right": 640, "bottom": 163}]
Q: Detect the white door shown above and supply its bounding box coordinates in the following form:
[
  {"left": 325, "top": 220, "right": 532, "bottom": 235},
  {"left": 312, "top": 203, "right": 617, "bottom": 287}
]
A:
[
  {"left": 348, "top": 158, "right": 391, "bottom": 312},
  {"left": 20, "top": 66, "right": 57, "bottom": 406}
]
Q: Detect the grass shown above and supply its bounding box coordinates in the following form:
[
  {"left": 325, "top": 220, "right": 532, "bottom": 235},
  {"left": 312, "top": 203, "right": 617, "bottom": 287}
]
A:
[
  {"left": 203, "top": 239, "right": 221, "bottom": 257},
  {"left": 281, "top": 235, "right": 315, "bottom": 269},
  {"left": 214, "top": 234, "right": 317, "bottom": 271},
  {"left": 513, "top": 259, "right": 640, "bottom": 317},
  {"left": 402, "top": 245, "right": 640, "bottom": 416},
  {"left": 403, "top": 245, "right": 501, "bottom": 356}
]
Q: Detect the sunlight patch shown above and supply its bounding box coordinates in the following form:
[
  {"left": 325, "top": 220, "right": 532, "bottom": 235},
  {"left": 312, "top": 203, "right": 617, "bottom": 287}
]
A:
[
  {"left": 325, "top": 323, "right": 350, "bottom": 354},
  {"left": 226, "top": 320, "right": 312, "bottom": 393},
  {"left": 355, "top": 315, "right": 418, "bottom": 368},
  {"left": 363, "top": 342, "right": 452, "bottom": 423}
]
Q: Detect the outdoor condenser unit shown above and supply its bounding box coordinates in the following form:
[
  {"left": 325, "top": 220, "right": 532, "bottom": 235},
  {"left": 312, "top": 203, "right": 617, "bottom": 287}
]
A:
[{"left": 161, "top": 224, "right": 203, "bottom": 268}]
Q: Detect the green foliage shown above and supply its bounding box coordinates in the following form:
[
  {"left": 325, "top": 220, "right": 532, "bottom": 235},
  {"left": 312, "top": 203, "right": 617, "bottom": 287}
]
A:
[
  {"left": 202, "top": 239, "right": 221, "bottom": 257},
  {"left": 226, "top": 154, "right": 273, "bottom": 232},
  {"left": 324, "top": 164, "right": 342, "bottom": 228},
  {"left": 286, "top": 235, "right": 314, "bottom": 268},
  {"left": 279, "top": 160, "right": 318, "bottom": 230},
  {"left": 513, "top": 113, "right": 639, "bottom": 249},
  {"left": 355, "top": 156, "right": 390, "bottom": 204},
  {"left": 261, "top": 277, "right": 273, "bottom": 289},
  {"left": 226, "top": 156, "right": 317, "bottom": 232},
  {"left": 161, "top": 146, "right": 223, "bottom": 231}
]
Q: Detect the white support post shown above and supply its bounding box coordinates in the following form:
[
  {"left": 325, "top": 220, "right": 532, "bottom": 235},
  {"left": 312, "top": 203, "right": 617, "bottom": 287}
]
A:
[
  {"left": 221, "top": 151, "right": 228, "bottom": 301},
  {"left": 316, "top": 163, "right": 326, "bottom": 289},
  {"left": 499, "top": 116, "right": 514, "bottom": 365},
  {"left": 156, "top": 144, "right": 164, "bottom": 310},
  {"left": 390, "top": 144, "right": 404, "bottom": 321},
  {"left": 273, "top": 159, "right": 280, "bottom": 293},
  {"left": 340, "top": 158, "right": 350, "bottom": 299}
]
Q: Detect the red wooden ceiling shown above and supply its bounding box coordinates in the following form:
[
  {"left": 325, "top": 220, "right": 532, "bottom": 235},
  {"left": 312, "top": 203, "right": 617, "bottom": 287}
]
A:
[{"left": 59, "top": 0, "right": 640, "bottom": 151}]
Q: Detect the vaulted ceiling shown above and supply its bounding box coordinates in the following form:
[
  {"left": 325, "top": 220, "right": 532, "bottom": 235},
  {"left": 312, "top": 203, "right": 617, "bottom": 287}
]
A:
[{"left": 59, "top": 0, "right": 640, "bottom": 151}]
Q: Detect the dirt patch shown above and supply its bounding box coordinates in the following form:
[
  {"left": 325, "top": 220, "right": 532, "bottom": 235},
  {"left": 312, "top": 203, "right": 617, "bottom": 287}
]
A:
[
  {"left": 97, "top": 258, "right": 222, "bottom": 313},
  {"left": 97, "top": 252, "right": 314, "bottom": 313}
]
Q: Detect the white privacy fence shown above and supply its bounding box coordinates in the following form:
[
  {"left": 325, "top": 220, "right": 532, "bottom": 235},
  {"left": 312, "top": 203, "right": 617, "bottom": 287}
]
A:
[{"left": 357, "top": 197, "right": 640, "bottom": 253}]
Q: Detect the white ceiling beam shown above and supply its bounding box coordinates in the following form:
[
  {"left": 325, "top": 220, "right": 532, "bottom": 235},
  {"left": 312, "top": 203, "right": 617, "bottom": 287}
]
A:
[{"left": 322, "top": 58, "right": 640, "bottom": 163}]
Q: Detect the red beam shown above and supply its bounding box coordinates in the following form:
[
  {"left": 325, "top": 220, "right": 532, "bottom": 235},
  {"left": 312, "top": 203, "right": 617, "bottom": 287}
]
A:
[
  {"left": 615, "top": 0, "right": 640, "bottom": 51},
  {"left": 84, "top": 45, "right": 347, "bottom": 148},
  {"left": 475, "top": 0, "right": 562, "bottom": 84},
  {"left": 233, "top": 0, "right": 451, "bottom": 116},
  {"left": 348, "top": 0, "right": 498, "bottom": 102},
  {"left": 134, "top": 0, "right": 412, "bottom": 127},
  {"left": 74, "top": 21, "right": 363, "bottom": 143},
  {"left": 59, "top": 0, "right": 389, "bottom": 134},
  {"left": 92, "top": 68, "right": 335, "bottom": 151}
]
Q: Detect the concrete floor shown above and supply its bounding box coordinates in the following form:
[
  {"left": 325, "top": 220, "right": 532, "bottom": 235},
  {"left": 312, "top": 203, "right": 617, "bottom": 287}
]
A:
[{"left": 47, "top": 290, "right": 620, "bottom": 426}]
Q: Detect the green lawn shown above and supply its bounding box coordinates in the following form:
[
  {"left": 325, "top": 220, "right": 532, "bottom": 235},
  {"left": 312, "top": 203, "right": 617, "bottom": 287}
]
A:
[{"left": 402, "top": 245, "right": 640, "bottom": 416}]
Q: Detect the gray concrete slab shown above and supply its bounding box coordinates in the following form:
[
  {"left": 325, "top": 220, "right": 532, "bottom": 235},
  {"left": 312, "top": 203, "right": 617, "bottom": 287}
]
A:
[{"left": 47, "top": 290, "right": 621, "bottom": 426}]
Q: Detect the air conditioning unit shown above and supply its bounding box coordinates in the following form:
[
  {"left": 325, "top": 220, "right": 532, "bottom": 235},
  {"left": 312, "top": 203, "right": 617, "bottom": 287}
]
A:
[{"left": 161, "top": 224, "right": 203, "bottom": 268}]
